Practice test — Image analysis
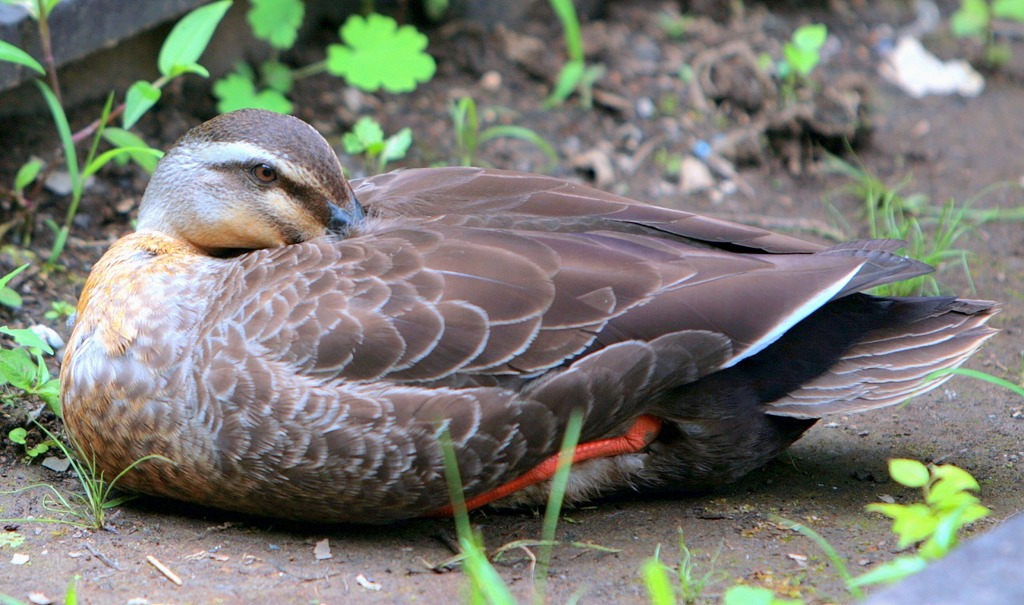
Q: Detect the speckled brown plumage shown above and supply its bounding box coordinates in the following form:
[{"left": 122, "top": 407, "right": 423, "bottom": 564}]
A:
[{"left": 60, "top": 110, "right": 998, "bottom": 522}]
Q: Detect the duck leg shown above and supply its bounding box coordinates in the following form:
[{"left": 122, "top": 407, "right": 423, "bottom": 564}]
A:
[{"left": 428, "top": 415, "right": 663, "bottom": 516}]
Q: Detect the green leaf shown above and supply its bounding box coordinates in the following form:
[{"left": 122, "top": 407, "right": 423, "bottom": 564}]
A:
[
  {"left": 82, "top": 146, "right": 163, "bottom": 179},
  {"left": 0, "top": 39, "right": 44, "bottom": 74},
  {"left": 0, "top": 530, "right": 25, "bottom": 549},
  {"left": 951, "top": 0, "right": 991, "bottom": 38},
  {"left": 549, "top": 0, "right": 583, "bottom": 61},
  {"left": 325, "top": 14, "right": 436, "bottom": 93},
  {"left": 212, "top": 71, "right": 293, "bottom": 114},
  {"left": 37, "top": 378, "right": 62, "bottom": 416},
  {"left": 34, "top": 80, "right": 79, "bottom": 192},
  {"left": 343, "top": 116, "right": 385, "bottom": 155},
  {"left": 0, "top": 347, "right": 38, "bottom": 390},
  {"left": 14, "top": 158, "right": 43, "bottom": 194},
  {"left": 791, "top": 23, "right": 828, "bottom": 50},
  {"left": 479, "top": 125, "right": 559, "bottom": 168},
  {"left": 927, "top": 464, "right": 981, "bottom": 504},
  {"left": 122, "top": 81, "right": 162, "bottom": 129},
  {"left": 545, "top": 59, "right": 585, "bottom": 108},
  {"left": 851, "top": 555, "right": 928, "bottom": 587},
  {"left": 381, "top": 127, "right": 412, "bottom": 163},
  {"left": 247, "top": 0, "right": 305, "bottom": 49},
  {"left": 0, "top": 326, "right": 54, "bottom": 354},
  {"left": 889, "top": 458, "right": 930, "bottom": 488},
  {"left": 0, "top": 264, "right": 29, "bottom": 289},
  {"left": 994, "top": 0, "right": 1024, "bottom": 21},
  {"left": 261, "top": 61, "right": 294, "bottom": 93},
  {"left": 0, "top": 288, "right": 22, "bottom": 309},
  {"left": 158, "top": 0, "right": 231, "bottom": 78},
  {"left": 102, "top": 128, "right": 163, "bottom": 174},
  {"left": 8, "top": 427, "right": 28, "bottom": 445},
  {"left": 642, "top": 558, "right": 675, "bottom": 605},
  {"left": 723, "top": 585, "right": 801, "bottom": 605}
]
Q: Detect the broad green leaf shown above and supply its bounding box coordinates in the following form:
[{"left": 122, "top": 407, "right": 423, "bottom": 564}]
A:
[
  {"left": 343, "top": 116, "right": 384, "bottom": 154},
  {"left": 8, "top": 427, "right": 28, "bottom": 444},
  {"left": 927, "top": 464, "right": 980, "bottom": 504},
  {"left": 325, "top": 14, "right": 436, "bottom": 93},
  {"left": 0, "top": 39, "right": 44, "bottom": 74},
  {"left": 212, "top": 71, "right": 293, "bottom": 114},
  {"left": 14, "top": 158, "right": 43, "bottom": 193},
  {"left": 0, "top": 347, "right": 38, "bottom": 390},
  {"left": 0, "top": 288, "right": 22, "bottom": 308},
  {"left": 0, "top": 530, "right": 25, "bottom": 549},
  {"left": 158, "top": 0, "right": 231, "bottom": 78},
  {"left": 122, "top": 81, "right": 161, "bottom": 129},
  {"left": 951, "top": 0, "right": 991, "bottom": 38},
  {"left": 0, "top": 326, "right": 54, "bottom": 354},
  {"left": 994, "top": 0, "right": 1024, "bottom": 21},
  {"left": 381, "top": 127, "right": 412, "bottom": 163},
  {"left": 889, "top": 458, "right": 930, "bottom": 488},
  {"left": 867, "top": 502, "right": 937, "bottom": 548},
  {"left": 261, "top": 60, "right": 294, "bottom": 93},
  {"left": 37, "top": 378, "right": 62, "bottom": 415},
  {"left": 247, "top": 0, "right": 304, "bottom": 49},
  {"left": 792, "top": 23, "right": 827, "bottom": 50},
  {"left": 102, "top": 128, "right": 163, "bottom": 174}
]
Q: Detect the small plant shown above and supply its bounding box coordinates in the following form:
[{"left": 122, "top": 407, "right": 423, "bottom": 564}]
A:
[
  {"left": 214, "top": 1, "right": 436, "bottom": 113},
  {"left": 722, "top": 585, "right": 803, "bottom": 605},
  {"left": 778, "top": 459, "right": 989, "bottom": 601},
  {"left": 951, "top": 0, "right": 1024, "bottom": 66},
  {"left": 0, "top": 325, "right": 61, "bottom": 415},
  {"left": 853, "top": 459, "right": 990, "bottom": 587},
  {"left": 0, "top": 0, "right": 230, "bottom": 268},
  {"left": 440, "top": 410, "right": 584, "bottom": 605},
  {"left": 765, "top": 23, "right": 827, "bottom": 103},
  {"left": 8, "top": 426, "right": 57, "bottom": 458},
  {"left": 342, "top": 116, "right": 412, "bottom": 174},
  {"left": 0, "top": 264, "right": 28, "bottom": 309},
  {"left": 450, "top": 97, "right": 557, "bottom": 168},
  {"left": 544, "top": 0, "right": 605, "bottom": 109},
  {"left": 642, "top": 531, "right": 721, "bottom": 605},
  {"left": 44, "top": 299, "right": 76, "bottom": 321},
  {"left": 1, "top": 421, "right": 170, "bottom": 530},
  {"left": 823, "top": 156, "right": 974, "bottom": 297}
]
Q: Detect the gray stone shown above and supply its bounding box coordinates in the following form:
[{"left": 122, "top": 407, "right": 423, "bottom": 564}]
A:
[{"left": 863, "top": 514, "right": 1024, "bottom": 605}]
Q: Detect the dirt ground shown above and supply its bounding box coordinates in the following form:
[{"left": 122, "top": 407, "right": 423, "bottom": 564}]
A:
[{"left": 1, "top": 1, "right": 1022, "bottom": 603}]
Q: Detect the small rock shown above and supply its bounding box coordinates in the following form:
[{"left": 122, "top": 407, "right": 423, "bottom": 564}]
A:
[
  {"left": 125, "top": 598, "right": 149, "bottom": 605},
  {"left": 679, "top": 156, "right": 714, "bottom": 194},
  {"left": 356, "top": 573, "right": 382, "bottom": 591},
  {"left": 11, "top": 553, "right": 29, "bottom": 565},
  {"left": 29, "top": 325, "right": 64, "bottom": 352},
  {"left": 313, "top": 538, "right": 332, "bottom": 560},
  {"left": 27, "top": 593, "right": 52, "bottom": 605},
  {"left": 479, "top": 70, "right": 502, "bottom": 92},
  {"left": 41, "top": 456, "right": 71, "bottom": 473}
]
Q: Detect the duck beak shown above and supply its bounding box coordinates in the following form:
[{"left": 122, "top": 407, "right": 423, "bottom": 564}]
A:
[{"left": 327, "top": 195, "right": 364, "bottom": 236}]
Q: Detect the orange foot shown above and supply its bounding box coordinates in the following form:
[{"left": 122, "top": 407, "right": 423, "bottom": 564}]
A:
[{"left": 427, "top": 415, "right": 662, "bottom": 517}]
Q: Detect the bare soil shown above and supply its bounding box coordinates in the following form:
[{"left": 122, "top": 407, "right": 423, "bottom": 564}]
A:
[{"left": 1, "top": 1, "right": 1022, "bottom": 603}]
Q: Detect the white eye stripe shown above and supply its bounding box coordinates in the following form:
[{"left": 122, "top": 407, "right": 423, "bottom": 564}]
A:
[{"left": 191, "top": 141, "right": 287, "bottom": 166}]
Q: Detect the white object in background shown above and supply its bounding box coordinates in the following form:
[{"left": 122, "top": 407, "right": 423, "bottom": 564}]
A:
[{"left": 880, "top": 36, "right": 984, "bottom": 98}]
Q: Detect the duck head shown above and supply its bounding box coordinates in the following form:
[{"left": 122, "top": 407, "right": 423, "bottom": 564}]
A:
[{"left": 137, "top": 109, "right": 363, "bottom": 255}]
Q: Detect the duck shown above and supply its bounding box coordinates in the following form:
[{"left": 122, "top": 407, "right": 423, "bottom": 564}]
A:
[{"left": 60, "top": 109, "right": 998, "bottom": 523}]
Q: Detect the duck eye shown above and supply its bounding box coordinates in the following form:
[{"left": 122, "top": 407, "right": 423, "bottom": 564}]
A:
[{"left": 251, "top": 163, "right": 277, "bottom": 183}]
